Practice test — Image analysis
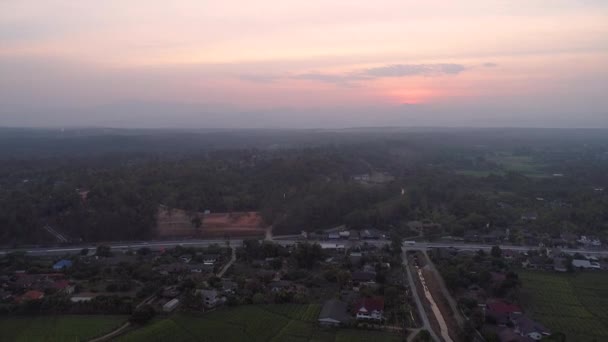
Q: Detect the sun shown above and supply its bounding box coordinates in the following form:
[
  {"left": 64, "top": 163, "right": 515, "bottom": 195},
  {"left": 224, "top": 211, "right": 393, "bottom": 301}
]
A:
[{"left": 385, "top": 88, "right": 440, "bottom": 105}]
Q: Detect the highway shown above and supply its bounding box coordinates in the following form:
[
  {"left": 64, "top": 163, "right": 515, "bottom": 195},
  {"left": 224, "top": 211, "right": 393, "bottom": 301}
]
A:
[{"left": 2, "top": 239, "right": 608, "bottom": 257}]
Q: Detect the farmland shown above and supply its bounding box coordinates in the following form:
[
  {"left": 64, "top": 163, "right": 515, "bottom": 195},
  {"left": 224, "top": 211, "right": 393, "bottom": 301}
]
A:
[
  {"left": 119, "top": 304, "right": 401, "bottom": 342},
  {"left": 0, "top": 315, "right": 127, "bottom": 342},
  {"left": 520, "top": 271, "right": 608, "bottom": 341}
]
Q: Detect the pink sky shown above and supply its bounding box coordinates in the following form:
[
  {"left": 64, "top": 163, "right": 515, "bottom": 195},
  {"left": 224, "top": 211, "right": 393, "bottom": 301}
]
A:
[{"left": 1, "top": 0, "right": 607, "bottom": 127}]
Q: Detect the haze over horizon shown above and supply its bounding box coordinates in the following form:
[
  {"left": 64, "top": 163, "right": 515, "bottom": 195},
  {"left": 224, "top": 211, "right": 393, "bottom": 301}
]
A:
[{"left": 1, "top": 1, "right": 607, "bottom": 129}]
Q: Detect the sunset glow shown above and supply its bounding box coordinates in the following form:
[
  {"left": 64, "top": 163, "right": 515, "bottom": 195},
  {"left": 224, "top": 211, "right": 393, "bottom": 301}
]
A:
[{"left": 1, "top": 0, "right": 607, "bottom": 127}]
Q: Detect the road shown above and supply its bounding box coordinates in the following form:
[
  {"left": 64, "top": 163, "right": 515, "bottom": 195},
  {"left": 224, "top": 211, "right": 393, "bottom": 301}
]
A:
[
  {"left": 2, "top": 239, "right": 608, "bottom": 257},
  {"left": 403, "top": 249, "right": 440, "bottom": 342},
  {"left": 216, "top": 246, "right": 236, "bottom": 278}
]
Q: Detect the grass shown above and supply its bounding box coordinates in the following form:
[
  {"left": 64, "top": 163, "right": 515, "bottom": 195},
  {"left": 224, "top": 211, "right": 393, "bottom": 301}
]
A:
[
  {"left": 119, "top": 304, "right": 401, "bottom": 342},
  {"left": 520, "top": 271, "right": 608, "bottom": 341},
  {"left": 0, "top": 315, "right": 127, "bottom": 342},
  {"left": 456, "top": 154, "right": 550, "bottom": 178},
  {"left": 454, "top": 170, "right": 504, "bottom": 177}
]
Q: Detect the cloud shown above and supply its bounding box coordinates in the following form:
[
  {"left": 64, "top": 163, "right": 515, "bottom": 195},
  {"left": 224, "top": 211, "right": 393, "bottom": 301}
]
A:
[
  {"left": 364, "top": 63, "right": 466, "bottom": 77},
  {"left": 240, "top": 63, "right": 467, "bottom": 86},
  {"left": 290, "top": 72, "right": 371, "bottom": 85},
  {"left": 239, "top": 74, "right": 281, "bottom": 83},
  {"left": 483, "top": 62, "right": 498, "bottom": 67}
]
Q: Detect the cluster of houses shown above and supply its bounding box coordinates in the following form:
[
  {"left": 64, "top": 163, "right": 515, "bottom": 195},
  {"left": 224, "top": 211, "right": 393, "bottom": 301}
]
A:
[
  {"left": 430, "top": 245, "right": 608, "bottom": 342},
  {"left": 0, "top": 259, "right": 76, "bottom": 304},
  {"left": 462, "top": 226, "right": 604, "bottom": 250},
  {"left": 303, "top": 227, "right": 386, "bottom": 241},
  {"left": 484, "top": 299, "right": 551, "bottom": 342}
]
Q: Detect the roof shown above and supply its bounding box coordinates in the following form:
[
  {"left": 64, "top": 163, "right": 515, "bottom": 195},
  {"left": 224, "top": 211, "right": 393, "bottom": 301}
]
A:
[
  {"left": 52, "top": 279, "right": 71, "bottom": 289},
  {"left": 572, "top": 259, "right": 592, "bottom": 268},
  {"left": 354, "top": 297, "right": 384, "bottom": 313},
  {"left": 487, "top": 300, "right": 522, "bottom": 314},
  {"left": 21, "top": 290, "right": 44, "bottom": 301},
  {"left": 515, "top": 316, "right": 550, "bottom": 335},
  {"left": 351, "top": 271, "right": 375, "bottom": 282},
  {"left": 318, "top": 299, "right": 350, "bottom": 323},
  {"left": 53, "top": 259, "right": 73, "bottom": 269}
]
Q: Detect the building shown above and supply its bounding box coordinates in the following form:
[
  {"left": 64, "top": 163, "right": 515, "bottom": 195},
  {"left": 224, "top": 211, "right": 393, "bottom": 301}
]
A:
[
  {"left": 521, "top": 212, "right": 538, "bottom": 221},
  {"left": 70, "top": 293, "right": 96, "bottom": 302},
  {"left": 485, "top": 299, "right": 523, "bottom": 325},
  {"left": 268, "top": 280, "right": 293, "bottom": 293},
  {"left": 203, "top": 254, "right": 220, "bottom": 265},
  {"left": 553, "top": 257, "right": 568, "bottom": 272},
  {"left": 18, "top": 290, "right": 44, "bottom": 303},
  {"left": 221, "top": 280, "right": 238, "bottom": 294},
  {"left": 572, "top": 259, "right": 600, "bottom": 269},
  {"left": 320, "top": 243, "right": 345, "bottom": 252},
  {"left": 351, "top": 271, "right": 376, "bottom": 284},
  {"left": 328, "top": 233, "right": 340, "bottom": 240},
  {"left": 318, "top": 299, "right": 350, "bottom": 326},
  {"left": 52, "top": 279, "right": 75, "bottom": 294},
  {"left": 163, "top": 298, "right": 180, "bottom": 312},
  {"left": 52, "top": 259, "right": 73, "bottom": 270},
  {"left": 198, "top": 289, "right": 219, "bottom": 308},
  {"left": 353, "top": 297, "right": 384, "bottom": 321},
  {"left": 514, "top": 316, "right": 550, "bottom": 341}
]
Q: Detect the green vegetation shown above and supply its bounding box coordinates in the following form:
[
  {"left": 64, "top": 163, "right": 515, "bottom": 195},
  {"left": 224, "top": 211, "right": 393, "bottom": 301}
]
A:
[
  {"left": 2, "top": 128, "right": 608, "bottom": 243},
  {"left": 520, "top": 271, "right": 608, "bottom": 341},
  {"left": 0, "top": 315, "right": 127, "bottom": 342},
  {"left": 119, "top": 305, "right": 401, "bottom": 342}
]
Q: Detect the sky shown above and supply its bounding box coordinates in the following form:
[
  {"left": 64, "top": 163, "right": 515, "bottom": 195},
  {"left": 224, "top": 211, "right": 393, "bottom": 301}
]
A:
[{"left": 1, "top": 0, "right": 607, "bottom": 128}]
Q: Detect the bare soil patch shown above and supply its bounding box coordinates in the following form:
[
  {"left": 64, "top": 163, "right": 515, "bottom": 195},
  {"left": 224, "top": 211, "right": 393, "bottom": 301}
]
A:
[{"left": 156, "top": 207, "right": 266, "bottom": 238}]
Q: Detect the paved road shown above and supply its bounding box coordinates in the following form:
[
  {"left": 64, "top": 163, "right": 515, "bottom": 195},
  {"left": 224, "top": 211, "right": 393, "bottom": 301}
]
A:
[{"left": 2, "top": 239, "right": 607, "bottom": 257}]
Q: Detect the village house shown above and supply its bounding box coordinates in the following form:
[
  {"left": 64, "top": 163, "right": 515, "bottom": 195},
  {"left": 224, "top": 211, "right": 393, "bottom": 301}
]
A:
[
  {"left": 197, "top": 289, "right": 219, "bottom": 308},
  {"left": 221, "top": 280, "right": 238, "bottom": 294},
  {"left": 52, "top": 259, "right": 73, "bottom": 270},
  {"left": 163, "top": 298, "right": 180, "bottom": 312},
  {"left": 514, "top": 316, "right": 551, "bottom": 341},
  {"left": 318, "top": 299, "right": 351, "bottom": 327},
  {"left": 572, "top": 259, "right": 600, "bottom": 269},
  {"left": 353, "top": 297, "right": 384, "bottom": 321},
  {"left": 351, "top": 271, "right": 376, "bottom": 285},
  {"left": 553, "top": 257, "right": 568, "bottom": 272},
  {"left": 485, "top": 299, "right": 523, "bottom": 326},
  {"left": 17, "top": 290, "right": 45, "bottom": 303}
]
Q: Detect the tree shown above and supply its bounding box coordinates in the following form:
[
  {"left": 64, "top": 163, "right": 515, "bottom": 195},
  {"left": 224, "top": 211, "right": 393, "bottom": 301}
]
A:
[
  {"left": 416, "top": 329, "right": 432, "bottom": 342},
  {"left": 130, "top": 304, "right": 155, "bottom": 324},
  {"left": 336, "top": 270, "right": 351, "bottom": 289},
  {"left": 191, "top": 216, "right": 202, "bottom": 234},
  {"left": 490, "top": 245, "right": 502, "bottom": 258},
  {"left": 252, "top": 293, "right": 265, "bottom": 304},
  {"left": 96, "top": 245, "right": 112, "bottom": 257}
]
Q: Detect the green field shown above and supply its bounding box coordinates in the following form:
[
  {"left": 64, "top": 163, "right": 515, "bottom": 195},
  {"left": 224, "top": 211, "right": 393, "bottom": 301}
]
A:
[
  {"left": 454, "top": 170, "right": 504, "bottom": 177},
  {"left": 0, "top": 315, "right": 127, "bottom": 342},
  {"left": 119, "top": 304, "right": 401, "bottom": 342},
  {"left": 520, "top": 271, "right": 608, "bottom": 341},
  {"left": 456, "top": 154, "right": 550, "bottom": 178}
]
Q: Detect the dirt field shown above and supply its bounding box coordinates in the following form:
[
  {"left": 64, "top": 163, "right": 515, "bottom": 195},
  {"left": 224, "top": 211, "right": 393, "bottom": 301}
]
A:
[{"left": 156, "top": 207, "right": 266, "bottom": 239}]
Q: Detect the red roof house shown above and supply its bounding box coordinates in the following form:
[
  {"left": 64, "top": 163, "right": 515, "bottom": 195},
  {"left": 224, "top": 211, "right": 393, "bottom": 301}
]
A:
[
  {"left": 353, "top": 297, "right": 384, "bottom": 321},
  {"left": 486, "top": 299, "right": 523, "bottom": 325},
  {"left": 18, "top": 290, "right": 45, "bottom": 303}
]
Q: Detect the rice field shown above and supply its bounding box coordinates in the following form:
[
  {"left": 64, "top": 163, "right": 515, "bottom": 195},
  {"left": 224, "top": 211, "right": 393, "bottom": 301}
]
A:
[
  {"left": 0, "top": 315, "right": 127, "bottom": 342},
  {"left": 118, "top": 304, "right": 401, "bottom": 342},
  {"left": 520, "top": 271, "right": 608, "bottom": 341}
]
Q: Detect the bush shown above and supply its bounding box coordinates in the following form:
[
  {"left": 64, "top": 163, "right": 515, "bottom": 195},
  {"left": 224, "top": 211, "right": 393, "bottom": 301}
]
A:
[{"left": 130, "top": 304, "right": 155, "bottom": 325}]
